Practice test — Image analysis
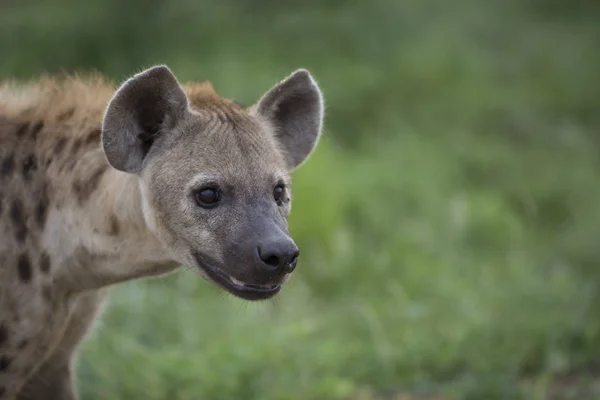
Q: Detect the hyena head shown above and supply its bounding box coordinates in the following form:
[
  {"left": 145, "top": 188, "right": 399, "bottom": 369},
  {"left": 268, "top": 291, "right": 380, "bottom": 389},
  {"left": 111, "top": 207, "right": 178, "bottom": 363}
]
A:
[{"left": 101, "top": 65, "right": 323, "bottom": 300}]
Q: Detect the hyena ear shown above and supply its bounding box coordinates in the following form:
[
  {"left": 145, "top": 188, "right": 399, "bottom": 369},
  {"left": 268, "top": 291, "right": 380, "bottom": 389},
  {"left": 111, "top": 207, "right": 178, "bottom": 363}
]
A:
[
  {"left": 252, "top": 69, "right": 324, "bottom": 170},
  {"left": 101, "top": 65, "right": 189, "bottom": 174}
]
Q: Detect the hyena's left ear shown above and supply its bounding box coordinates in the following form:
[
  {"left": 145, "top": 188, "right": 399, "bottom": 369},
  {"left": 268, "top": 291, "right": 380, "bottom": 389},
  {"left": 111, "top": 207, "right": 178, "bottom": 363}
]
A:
[{"left": 252, "top": 69, "right": 324, "bottom": 170}]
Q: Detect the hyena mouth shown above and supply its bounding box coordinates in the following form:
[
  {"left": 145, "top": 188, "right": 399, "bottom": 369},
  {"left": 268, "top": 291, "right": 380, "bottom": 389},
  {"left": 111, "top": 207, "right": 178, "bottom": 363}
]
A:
[{"left": 193, "top": 253, "right": 281, "bottom": 300}]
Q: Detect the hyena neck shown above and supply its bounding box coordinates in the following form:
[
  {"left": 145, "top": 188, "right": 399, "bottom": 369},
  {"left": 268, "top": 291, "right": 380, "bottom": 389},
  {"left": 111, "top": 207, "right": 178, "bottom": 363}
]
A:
[{"left": 55, "top": 166, "right": 180, "bottom": 292}]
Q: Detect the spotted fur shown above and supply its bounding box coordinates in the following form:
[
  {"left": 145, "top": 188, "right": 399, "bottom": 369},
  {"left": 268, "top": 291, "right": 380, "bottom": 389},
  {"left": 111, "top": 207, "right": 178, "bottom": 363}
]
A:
[{"left": 0, "top": 65, "right": 324, "bottom": 399}]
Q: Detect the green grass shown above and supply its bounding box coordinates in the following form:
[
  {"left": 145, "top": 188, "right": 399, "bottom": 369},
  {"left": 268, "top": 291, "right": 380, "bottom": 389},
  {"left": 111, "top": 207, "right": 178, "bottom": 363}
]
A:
[{"left": 3, "top": 0, "right": 600, "bottom": 398}]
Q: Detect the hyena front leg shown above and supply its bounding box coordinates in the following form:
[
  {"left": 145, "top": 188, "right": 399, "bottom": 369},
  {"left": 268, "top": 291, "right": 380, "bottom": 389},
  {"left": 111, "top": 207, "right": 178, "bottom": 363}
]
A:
[{"left": 17, "top": 290, "right": 107, "bottom": 400}]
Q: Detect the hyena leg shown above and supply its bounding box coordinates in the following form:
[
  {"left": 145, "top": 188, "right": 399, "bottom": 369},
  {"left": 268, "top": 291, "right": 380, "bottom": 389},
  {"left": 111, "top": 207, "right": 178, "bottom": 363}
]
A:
[
  {"left": 17, "top": 290, "right": 107, "bottom": 400},
  {"left": 16, "top": 360, "right": 75, "bottom": 400}
]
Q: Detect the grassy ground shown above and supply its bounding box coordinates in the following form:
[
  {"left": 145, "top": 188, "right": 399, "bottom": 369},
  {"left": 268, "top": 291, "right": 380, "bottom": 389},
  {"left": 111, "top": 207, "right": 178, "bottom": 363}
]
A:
[{"left": 2, "top": 0, "right": 600, "bottom": 398}]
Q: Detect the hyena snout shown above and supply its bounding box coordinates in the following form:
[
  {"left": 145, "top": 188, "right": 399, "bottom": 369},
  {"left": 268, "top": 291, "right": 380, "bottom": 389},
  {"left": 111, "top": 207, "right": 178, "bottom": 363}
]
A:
[{"left": 256, "top": 236, "right": 300, "bottom": 275}]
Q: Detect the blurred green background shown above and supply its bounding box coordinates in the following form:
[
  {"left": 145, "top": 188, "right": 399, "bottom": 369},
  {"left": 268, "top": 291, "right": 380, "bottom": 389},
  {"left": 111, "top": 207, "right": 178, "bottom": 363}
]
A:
[{"left": 3, "top": 0, "right": 600, "bottom": 399}]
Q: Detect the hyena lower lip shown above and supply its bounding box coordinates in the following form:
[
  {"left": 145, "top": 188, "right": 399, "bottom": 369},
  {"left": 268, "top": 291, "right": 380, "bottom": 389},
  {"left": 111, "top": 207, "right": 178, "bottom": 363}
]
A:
[
  {"left": 228, "top": 276, "right": 278, "bottom": 290},
  {"left": 193, "top": 253, "right": 281, "bottom": 299}
]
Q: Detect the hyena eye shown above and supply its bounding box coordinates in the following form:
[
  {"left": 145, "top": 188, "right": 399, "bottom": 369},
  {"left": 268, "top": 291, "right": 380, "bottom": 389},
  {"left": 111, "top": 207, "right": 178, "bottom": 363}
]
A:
[
  {"left": 195, "top": 186, "right": 220, "bottom": 208},
  {"left": 273, "top": 184, "right": 285, "bottom": 206}
]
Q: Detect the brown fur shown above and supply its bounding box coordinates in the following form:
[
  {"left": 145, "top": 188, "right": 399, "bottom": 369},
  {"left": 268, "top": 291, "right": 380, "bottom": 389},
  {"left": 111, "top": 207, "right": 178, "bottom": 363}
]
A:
[{"left": 0, "top": 65, "right": 324, "bottom": 399}]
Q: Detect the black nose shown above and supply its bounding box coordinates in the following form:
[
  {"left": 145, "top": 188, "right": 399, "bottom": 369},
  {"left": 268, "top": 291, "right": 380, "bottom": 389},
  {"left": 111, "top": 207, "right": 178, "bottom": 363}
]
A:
[{"left": 256, "top": 241, "right": 299, "bottom": 274}]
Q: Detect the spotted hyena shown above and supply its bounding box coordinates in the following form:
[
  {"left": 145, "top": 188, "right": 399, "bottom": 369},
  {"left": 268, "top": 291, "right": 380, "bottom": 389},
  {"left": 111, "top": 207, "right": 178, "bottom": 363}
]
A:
[{"left": 0, "top": 65, "right": 324, "bottom": 399}]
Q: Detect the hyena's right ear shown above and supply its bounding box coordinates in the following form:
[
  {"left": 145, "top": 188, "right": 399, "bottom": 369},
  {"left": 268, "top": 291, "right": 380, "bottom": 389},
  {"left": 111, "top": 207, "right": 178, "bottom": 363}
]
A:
[{"left": 101, "top": 65, "right": 189, "bottom": 174}]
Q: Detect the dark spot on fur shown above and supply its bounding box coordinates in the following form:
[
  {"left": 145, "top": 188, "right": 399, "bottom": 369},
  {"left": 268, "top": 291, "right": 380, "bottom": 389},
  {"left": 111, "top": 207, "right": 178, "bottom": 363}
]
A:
[
  {"left": 109, "top": 215, "right": 120, "bottom": 236},
  {"left": 10, "top": 199, "right": 27, "bottom": 242},
  {"left": 73, "top": 165, "right": 107, "bottom": 204},
  {"left": 39, "top": 252, "right": 51, "bottom": 273},
  {"left": 84, "top": 129, "right": 101, "bottom": 147},
  {"left": 17, "top": 254, "right": 32, "bottom": 283},
  {"left": 0, "top": 325, "right": 7, "bottom": 348},
  {"left": 0, "top": 386, "right": 5, "bottom": 396},
  {"left": 57, "top": 107, "right": 75, "bottom": 121},
  {"left": 29, "top": 121, "right": 44, "bottom": 140},
  {"left": 53, "top": 138, "right": 67, "bottom": 156},
  {"left": 35, "top": 188, "right": 49, "bottom": 227},
  {"left": 17, "top": 339, "right": 28, "bottom": 349},
  {"left": 22, "top": 154, "right": 37, "bottom": 180},
  {"left": 15, "top": 122, "right": 29, "bottom": 138},
  {"left": 0, "top": 155, "right": 14, "bottom": 177},
  {"left": 0, "top": 356, "right": 12, "bottom": 371},
  {"left": 71, "top": 138, "right": 84, "bottom": 154}
]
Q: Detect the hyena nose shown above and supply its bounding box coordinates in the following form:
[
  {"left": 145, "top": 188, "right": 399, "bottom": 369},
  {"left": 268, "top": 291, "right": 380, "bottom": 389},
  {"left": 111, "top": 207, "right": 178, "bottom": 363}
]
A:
[{"left": 256, "top": 240, "right": 300, "bottom": 274}]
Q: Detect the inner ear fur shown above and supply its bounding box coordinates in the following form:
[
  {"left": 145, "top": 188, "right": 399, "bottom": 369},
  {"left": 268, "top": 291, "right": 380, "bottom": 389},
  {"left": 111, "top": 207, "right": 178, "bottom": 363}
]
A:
[
  {"left": 253, "top": 69, "right": 324, "bottom": 171},
  {"left": 101, "top": 65, "right": 189, "bottom": 174}
]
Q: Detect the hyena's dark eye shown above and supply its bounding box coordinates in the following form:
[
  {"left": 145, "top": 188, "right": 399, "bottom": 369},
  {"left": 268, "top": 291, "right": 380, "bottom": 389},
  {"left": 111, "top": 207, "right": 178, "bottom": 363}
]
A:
[
  {"left": 195, "top": 186, "right": 220, "bottom": 208},
  {"left": 273, "top": 184, "right": 285, "bottom": 206}
]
